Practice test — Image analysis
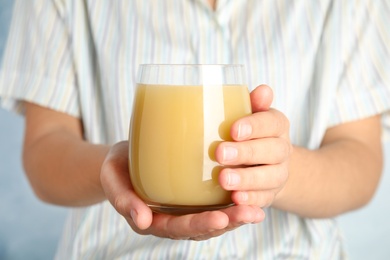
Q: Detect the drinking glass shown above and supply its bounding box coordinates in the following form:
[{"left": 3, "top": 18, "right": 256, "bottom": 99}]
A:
[{"left": 129, "top": 64, "right": 251, "bottom": 215}]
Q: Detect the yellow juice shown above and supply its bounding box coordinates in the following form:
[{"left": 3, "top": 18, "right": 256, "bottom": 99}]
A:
[{"left": 129, "top": 84, "right": 251, "bottom": 207}]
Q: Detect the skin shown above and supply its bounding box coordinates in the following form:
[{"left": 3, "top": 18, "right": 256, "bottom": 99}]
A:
[
  {"left": 208, "top": 0, "right": 217, "bottom": 10},
  {"left": 23, "top": 85, "right": 383, "bottom": 241},
  {"left": 21, "top": 0, "right": 383, "bottom": 241}
]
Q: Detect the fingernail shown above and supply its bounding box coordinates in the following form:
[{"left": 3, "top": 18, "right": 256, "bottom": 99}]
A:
[
  {"left": 227, "top": 171, "right": 240, "bottom": 187},
  {"left": 130, "top": 209, "right": 138, "bottom": 226},
  {"left": 238, "top": 123, "right": 252, "bottom": 139},
  {"left": 223, "top": 146, "right": 238, "bottom": 162}
]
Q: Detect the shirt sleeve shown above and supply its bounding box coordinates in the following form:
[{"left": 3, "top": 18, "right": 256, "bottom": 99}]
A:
[
  {"left": 0, "top": 0, "right": 80, "bottom": 118},
  {"left": 326, "top": 1, "right": 390, "bottom": 137}
]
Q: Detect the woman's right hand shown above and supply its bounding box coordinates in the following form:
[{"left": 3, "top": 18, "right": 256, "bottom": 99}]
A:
[{"left": 100, "top": 141, "right": 265, "bottom": 240}]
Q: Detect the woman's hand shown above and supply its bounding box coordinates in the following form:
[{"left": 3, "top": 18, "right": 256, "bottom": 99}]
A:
[
  {"left": 216, "top": 85, "right": 292, "bottom": 208},
  {"left": 100, "top": 141, "right": 265, "bottom": 241}
]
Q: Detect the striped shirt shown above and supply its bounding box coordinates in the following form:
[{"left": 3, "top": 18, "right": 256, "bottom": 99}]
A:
[{"left": 1, "top": 0, "right": 390, "bottom": 259}]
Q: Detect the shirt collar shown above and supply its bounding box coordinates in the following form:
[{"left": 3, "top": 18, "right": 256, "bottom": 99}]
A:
[{"left": 194, "top": 0, "right": 230, "bottom": 12}]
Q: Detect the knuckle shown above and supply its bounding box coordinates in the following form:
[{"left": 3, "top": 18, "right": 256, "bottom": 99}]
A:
[
  {"left": 274, "top": 176, "right": 284, "bottom": 189},
  {"left": 113, "top": 194, "right": 128, "bottom": 216},
  {"left": 271, "top": 139, "right": 289, "bottom": 163},
  {"left": 282, "top": 139, "right": 291, "bottom": 156},
  {"left": 101, "top": 157, "right": 117, "bottom": 176},
  {"left": 247, "top": 169, "right": 261, "bottom": 188},
  {"left": 248, "top": 143, "right": 257, "bottom": 163},
  {"left": 99, "top": 165, "right": 109, "bottom": 184},
  {"left": 274, "top": 110, "right": 290, "bottom": 136},
  {"left": 100, "top": 160, "right": 115, "bottom": 189},
  {"left": 274, "top": 165, "right": 289, "bottom": 187},
  {"left": 240, "top": 142, "right": 257, "bottom": 165},
  {"left": 266, "top": 193, "right": 276, "bottom": 208},
  {"left": 253, "top": 191, "right": 274, "bottom": 208},
  {"left": 278, "top": 139, "right": 292, "bottom": 161}
]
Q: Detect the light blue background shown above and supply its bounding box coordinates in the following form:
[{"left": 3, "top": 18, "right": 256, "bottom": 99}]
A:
[{"left": 0, "top": 1, "right": 389, "bottom": 259}]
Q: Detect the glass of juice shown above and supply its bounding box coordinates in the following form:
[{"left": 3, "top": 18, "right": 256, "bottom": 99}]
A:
[{"left": 129, "top": 64, "right": 251, "bottom": 215}]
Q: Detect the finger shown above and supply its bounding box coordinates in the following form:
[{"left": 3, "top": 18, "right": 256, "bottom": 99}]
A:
[
  {"left": 230, "top": 109, "right": 290, "bottom": 141},
  {"left": 215, "top": 137, "right": 292, "bottom": 165},
  {"left": 221, "top": 204, "right": 265, "bottom": 224},
  {"left": 231, "top": 190, "right": 277, "bottom": 208},
  {"left": 250, "top": 84, "right": 274, "bottom": 112},
  {"left": 138, "top": 205, "right": 264, "bottom": 240},
  {"left": 219, "top": 164, "right": 288, "bottom": 191},
  {"left": 146, "top": 211, "right": 230, "bottom": 240},
  {"left": 100, "top": 142, "right": 153, "bottom": 230},
  {"left": 192, "top": 205, "right": 265, "bottom": 240}
]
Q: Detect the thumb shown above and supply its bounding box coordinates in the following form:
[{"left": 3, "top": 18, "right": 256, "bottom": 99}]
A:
[{"left": 250, "top": 84, "right": 273, "bottom": 112}]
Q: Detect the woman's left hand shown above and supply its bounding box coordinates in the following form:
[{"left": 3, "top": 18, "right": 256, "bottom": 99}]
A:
[{"left": 216, "top": 84, "right": 292, "bottom": 208}]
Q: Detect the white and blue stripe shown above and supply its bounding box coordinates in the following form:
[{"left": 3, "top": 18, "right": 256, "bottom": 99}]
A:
[{"left": 1, "top": 0, "right": 390, "bottom": 259}]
